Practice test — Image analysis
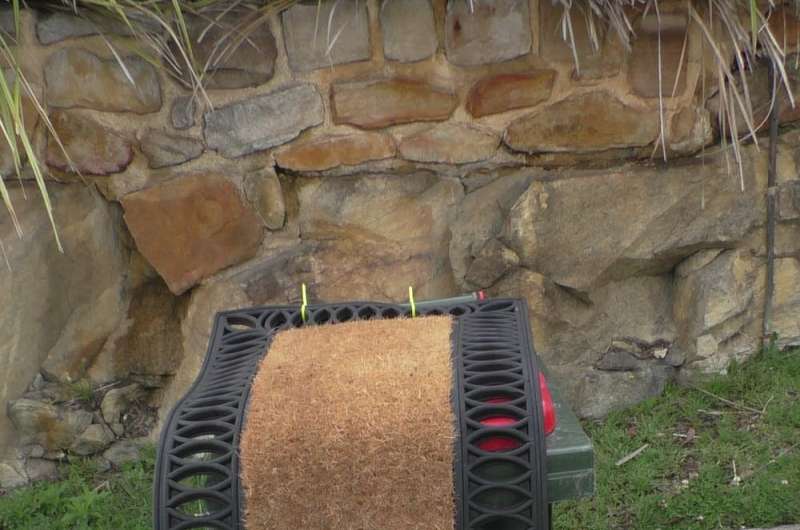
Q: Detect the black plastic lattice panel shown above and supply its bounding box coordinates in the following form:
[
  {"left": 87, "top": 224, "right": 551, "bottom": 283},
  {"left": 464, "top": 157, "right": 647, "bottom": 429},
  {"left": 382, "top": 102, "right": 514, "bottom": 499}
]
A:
[{"left": 154, "top": 299, "right": 548, "bottom": 530}]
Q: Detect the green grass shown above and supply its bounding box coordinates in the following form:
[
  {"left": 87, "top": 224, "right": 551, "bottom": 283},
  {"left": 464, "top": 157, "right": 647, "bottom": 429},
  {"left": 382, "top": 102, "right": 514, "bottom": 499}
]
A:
[
  {"left": 1, "top": 347, "right": 798, "bottom": 530},
  {"left": 555, "top": 345, "right": 800, "bottom": 530},
  {"left": 0, "top": 446, "right": 155, "bottom": 530}
]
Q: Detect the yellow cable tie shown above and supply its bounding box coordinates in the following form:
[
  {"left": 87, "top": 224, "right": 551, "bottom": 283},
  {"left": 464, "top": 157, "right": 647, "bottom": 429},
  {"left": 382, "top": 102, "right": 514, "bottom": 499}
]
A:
[
  {"left": 409, "top": 286, "right": 416, "bottom": 318},
  {"left": 301, "top": 283, "right": 308, "bottom": 323}
]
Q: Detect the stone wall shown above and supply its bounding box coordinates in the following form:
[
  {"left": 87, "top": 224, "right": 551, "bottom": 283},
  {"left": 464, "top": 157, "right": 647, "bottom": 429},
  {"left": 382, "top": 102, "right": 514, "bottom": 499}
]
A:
[{"left": 1, "top": 0, "right": 800, "bottom": 474}]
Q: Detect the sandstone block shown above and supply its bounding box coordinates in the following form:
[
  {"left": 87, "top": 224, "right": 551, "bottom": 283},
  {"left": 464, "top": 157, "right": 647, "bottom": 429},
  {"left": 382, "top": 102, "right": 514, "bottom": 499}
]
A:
[
  {"left": 275, "top": 132, "right": 395, "bottom": 171},
  {"left": 381, "top": 0, "right": 437, "bottom": 62},
  {"left": 331, "top": 79, "right": 457, "bottom": 129},
  {"left": 121, "top": 174, "right": 263, "bottom": 294},
  {"left": 45, "top": 48, "right": 161, "bottom": 113},
  {"left": 46, "top": 110, "right": 133, "bottom": 176},
  {"left": 282, "top": 1, "right": 370, "bottom": 72},
  {"left": 445, "top": 0, "right": 532, "bottom": 66},
  {"left": 466, "top": 71, "right": 555, "bottom": 118},
  {"left": 504, "top": 91, "right": 658, "bottom": 153},
  {"left": 204, "top": 84, "right": 324, "bottom": 158},
  {"left": 398, "top": 122, "right": 499, "bottom": 164}
]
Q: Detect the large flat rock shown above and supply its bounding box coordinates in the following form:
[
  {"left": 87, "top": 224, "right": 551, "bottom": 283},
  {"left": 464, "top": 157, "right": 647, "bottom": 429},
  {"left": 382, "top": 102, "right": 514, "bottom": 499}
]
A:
[
  {"left": 381, "top": 0, "right": 438, "bottom": 62},
  {"left": 46, "top": 110, "right": 134, "bottom": 176},
  {"left": 398, "top": 122, "right": 499, "bottom": 164},
  {"left": 121, "top": 174, "right": 263, "bottom": 295},
  {"left": 331, "top": 79, "right": 457, "bottom": 129},
  {"left": 45, "top": 48, "right": 161, "bottom": 114},
  {"left": 502, "top": 153, "right": 764, "bottom": 291},
  {"left": 504, "top": 91, "right": 658, "bottom": 153},
  {"left": 282, "top": 1, "right": 371, "bottom": 72},
  {"left": 168, "top": 9, "right": 277, "bottom": 89},
  {"left": 204, "top": 84, "right": 324, "bottom": 158},
  {"left": 445, "top": 0, "right": 532, "bottom": 65},
  {"left": 295, "top": 171, "right": 464, "bottom": 300},
  {"left": 275, "top": 132, "right": 395, "bottom": 172},
  {"left": 466, "top": 71, "right": 555, "bottom": 118}
]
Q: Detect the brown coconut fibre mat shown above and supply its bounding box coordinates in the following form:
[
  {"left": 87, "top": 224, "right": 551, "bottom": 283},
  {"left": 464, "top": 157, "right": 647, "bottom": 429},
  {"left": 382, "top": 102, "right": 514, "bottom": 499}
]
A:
[{"left": 240, "top": 316, "right": 456, "bottom": 530}]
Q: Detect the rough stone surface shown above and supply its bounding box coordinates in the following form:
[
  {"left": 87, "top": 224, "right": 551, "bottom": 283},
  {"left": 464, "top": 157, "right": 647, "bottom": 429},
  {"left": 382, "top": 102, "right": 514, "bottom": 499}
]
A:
[
  {"left": 243, "top": 168, "right": 286, "bottom": 230},
  {"left": 71, "top": 424, "right": 114, "bottom": 456},
  {"left": 628, "top": 13, "right": 688, "bottom": 98},
  {"left": 445, "top": 0, "right": 532, "bottom": 66},
  {"left": 24, "top": 458, "right": 58, "bottom": 484},
  {"left": 493, "top": 269, "right": 676, "bottom": 366},
  {"left": 169, "top": 10, "right": 277, "bottom": 89},
  {"left": 6, "top": 400, "right": 93, "bottom": 451},
  {"left": 90, "top": 281, "right": 185, "bottom": 382},
  {"left": 275, "top": 132, "right": 395, "bottom": 172},
  {"left": 295, "top": 171, "right": 463, "bottom": 301},
  {"left": 399, "top": 123, "right": 499, "bottom": 164},
  {"left": 103, "top": 439, "right": 147, "bottom": 467},
  {"left": 0, "top": 461, "right": 27, "bottom": 489},
  {"left": 777, "top": 224, "right": 800, "bottom": 257},
  {"left": 505, "top": 91, "right": 659, "bottom": 153},
  {"left": 381, "top": 0, "right": 437, "bottom": 62},
  {"left": 772, "top": 257, "right": 800, "bottom": 346},
  {"left": 466, "top": 71, "right": 555, "bottom": 118},
  {"left": 779, "top": 181, "right": 800, "bottom": 220},
  {"left": 228, "top": 244, "right": 319, "bottom": 305},
  {"left": 674, "top": 250, "right": 763, "bottom": 375},
  {"left": 45, "top": 48, "right": 161, "bottom": 114},
  {"left": 170, "top": 95, "right": 196, "bottom": 130},
  {"left": 553, "top": 363, "right": 676, "bottom": 419},
  {"left": 101, "top": 384, "right": 144, "bottom": 425},
  {"left": 464, "top": 239, "right": 520, "bottom": 288},
  {"left": 36, "top": 11, "right": 157, "bottom": 44},
  {"left": 502, "top": 154, "right": 763, "bottom": 291},
  {"left": 282, "top": 2, "right": 370, "bottom": 72},
  {"left": 139, "top": 129, "right": 203, "bottom": 169},
  {"left": 666, "top": 246, "right": 800, "bottom": 365},
  {"left": 22, "top": 380, "right": 72, "bottom": 404},
  {"left": 46, "top": 110, "right": 133, "bottom": 176},
  {"left": 0, "top": 183, "right": 129, "bottom": 404},
  {"left": 204, "top": 84, "right": 324, "bottom": 158},
  {"left": 669, "top": 106, "right": 713, "bottom": 155},
  {"left": 539, "top": 0, "right": 622, "bottom": 78},
  {"left": 3, "top": 4, "right": 799, "bottom": 435},
  {"left": 121, "top": 174, "right": 263, "bottom": 295},
  {"left": 450, "top": 174, "right": 533, "bottom": 288},
  {"left": 331, "top": 79, "right": 457, "bottom": 129}
]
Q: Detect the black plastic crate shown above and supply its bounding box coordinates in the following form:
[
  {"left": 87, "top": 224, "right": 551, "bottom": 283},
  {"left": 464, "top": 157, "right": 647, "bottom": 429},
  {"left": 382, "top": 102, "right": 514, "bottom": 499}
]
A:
[{"left": 154, "top": 298, "right": 550, "bottom": 530}]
